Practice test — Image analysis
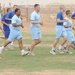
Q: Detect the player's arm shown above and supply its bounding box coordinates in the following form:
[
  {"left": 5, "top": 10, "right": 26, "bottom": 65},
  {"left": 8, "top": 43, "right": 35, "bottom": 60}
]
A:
[
  {"left": 5, "top": 13, "right": 11, "bottom": 21},
  {"left": 12, "top": 23, "right": 22, "bottom": 27},
  {"left": 12, "top": 23, "right": 24, "bottom": 28},
  {"left": 57, "top": 13, "right": 68, "bottom": 23},
  {"left": 64, "top": 25, "right": 71, "bottom": 28},
  {"left": 72, "top": 16, "right": 75, "bottom": 20},
  {"left": 30, "top": 13, "right": 43, "bottom": 25},
  {"left": 57, "top": 19, "right": 68, "bottom": 22},
  {"left": 72, "top": 27, "right": 75, "bottom": 30},
  {"left": 5, "top": 18, "right": 11, "bottom": 21},
  {"left": 31, "top": 20, "right": 43, "bottom": 25},
  {"left": 63, "top": 20, "right": 71, "bottom": 28},
  {"left": 1, "top": 21, "right": 9, "bottom": 26},
  {"left": 31, "top": 20, "right": 39, "bottom": 24}
]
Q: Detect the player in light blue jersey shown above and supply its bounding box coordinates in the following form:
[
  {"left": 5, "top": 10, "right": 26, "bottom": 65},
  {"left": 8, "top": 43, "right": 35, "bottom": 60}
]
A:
[
  {"left": 27, "top": 4, "right": 43, "bottom": 56},
  {"left": 0, "top": 8, "right": 28, "bottom": 56},
  {"left": 50, "top": 5, "right": 68, "bottom": 55},
  {"left": 64, "top": 10, "right": 75, "bottom": 54}
]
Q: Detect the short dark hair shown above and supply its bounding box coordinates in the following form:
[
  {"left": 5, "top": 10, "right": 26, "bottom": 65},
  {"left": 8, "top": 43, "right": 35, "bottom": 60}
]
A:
[
  {"left": 34, "top": 4, "right": 39, "bottom": 8},
  {"left": 66, "top": 10, "right": 70, "bottom": 15},
  {"left": 7, "top": 8, "right": 11, "bottom": 12},
  {"left": 13, "top": 5, "right": 17, "bottom": 7},
  {"left": 60, "top": 5, "right": 65, "bottom": 9},
  {"left": 15, "top": 8, "right": 20, "bottom": 13}
]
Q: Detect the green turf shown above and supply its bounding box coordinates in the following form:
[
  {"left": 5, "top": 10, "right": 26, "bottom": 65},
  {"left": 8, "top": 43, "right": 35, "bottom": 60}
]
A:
[{"left": 0, "top": 32, "right": 75, "bottom": 72}]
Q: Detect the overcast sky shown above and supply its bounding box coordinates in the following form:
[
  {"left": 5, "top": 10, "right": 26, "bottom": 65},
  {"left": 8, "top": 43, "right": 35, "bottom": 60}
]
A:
[{"left": 0, "top": 0, "right": 75, "bottom": 6}]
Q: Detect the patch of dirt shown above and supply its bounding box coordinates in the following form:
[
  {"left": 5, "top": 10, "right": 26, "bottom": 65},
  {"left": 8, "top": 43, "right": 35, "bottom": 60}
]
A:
[{"left": 0, "top": 69, "right": 75, "bottom": 75}]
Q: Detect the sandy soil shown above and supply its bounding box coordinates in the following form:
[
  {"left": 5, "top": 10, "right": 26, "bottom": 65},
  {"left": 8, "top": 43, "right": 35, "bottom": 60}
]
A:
[{"left": 0, "top": 69, "right": 75, "bottom": 75}]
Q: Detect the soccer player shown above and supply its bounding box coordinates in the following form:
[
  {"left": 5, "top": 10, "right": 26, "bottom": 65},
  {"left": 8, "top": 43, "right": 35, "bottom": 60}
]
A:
[
  {"left": 5, "top": 5, "right": 18, "bottom": 46},
  {"left": 50, "top": 5, "right": 68, "bottom": 55},
  {"left": 70, "top": 12, "right": 75, "bottom": 49},
  {"left": 1, "top": 8, "right": 11, "bottom": 39},
  {"left": 64, "top": 10, "right": 75, "bottom": 54},
  {"left": 27, "top": 4, "right": 43, "bottom": 56},
  {"left": 6, "top": 5, "right": 17, "bottom": 21},
  {"left": 0, "top": 8, "right": 28, "bottom": 56}
]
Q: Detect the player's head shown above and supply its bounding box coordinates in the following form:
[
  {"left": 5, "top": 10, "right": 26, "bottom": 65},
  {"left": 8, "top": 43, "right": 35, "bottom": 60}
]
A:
[
  {"left": 13, "top": 5, "right": 17, "bottom": 10},
  {"left": 34, "top": 4, "right": 40, "bottom": 12},
  {"left": 15, "top": 8, "right": 21, "bottom": 16},
  {"left": 7, "top": 8, "right": 11, "bottom": 13},
  {"left": 60, "top": 5, "right": 65, "bottom": 12},
  {"left": 66, "top": 10, "right": 72, "bottom": 17}
]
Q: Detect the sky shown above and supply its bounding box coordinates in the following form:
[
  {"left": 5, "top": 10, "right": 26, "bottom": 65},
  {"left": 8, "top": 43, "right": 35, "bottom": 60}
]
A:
[{"left": 0, "top": 0, "right": 75, "bottom": 7}]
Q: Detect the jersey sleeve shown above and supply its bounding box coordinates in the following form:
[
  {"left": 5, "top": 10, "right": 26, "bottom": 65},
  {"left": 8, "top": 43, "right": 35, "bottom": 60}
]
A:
[
  {"left": 30, "top": 13, "right": 36, "bottom": 21},
  {"left": 57, "top": 13, "right": 61, "bottom": 19},
  {"left": 1, "top": 15, "right": 5, "bottom": 21},
  {"left": 5, "top": 13, "right": 11, "bottom": 19},
  {"left": 72, "top": 13, "right": 75, "bottom": 17},
  {"left": 12, "top": 17, "right": 17, "bottom": 24},
  {"left": 63, "top": 18, "right": 68, "bottom": 26}
]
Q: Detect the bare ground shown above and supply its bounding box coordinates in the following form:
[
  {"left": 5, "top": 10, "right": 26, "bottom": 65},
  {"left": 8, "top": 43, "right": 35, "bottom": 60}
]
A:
[{"left": 0, "top": 69, "right": 75, "bottom": 75}]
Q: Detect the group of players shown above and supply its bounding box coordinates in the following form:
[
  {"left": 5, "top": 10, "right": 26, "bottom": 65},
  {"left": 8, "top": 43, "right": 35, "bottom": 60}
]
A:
[
  {"left": 51, "top": 5, "right": 75, "bottom": 55},
  {"left": 0, "top": 4, "right": 75, "bottom": 56}
]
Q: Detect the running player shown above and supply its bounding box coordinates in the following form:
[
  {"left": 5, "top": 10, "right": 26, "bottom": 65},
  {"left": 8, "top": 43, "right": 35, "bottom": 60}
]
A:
[
  {"left": 50, "top": 5, "right": 68, "bottom": 55},
  {"left": 1, "top": 8, "right": 11, "bottom": 39},
  {"left": 5, "top": 5, "right": 18, "bottom": 47},
  {"left": 70, "top": 12, "right": 75, "bottom": 49},
  {"left": 64, "top": 10, "right": 75, "bottom": 54},
  {"left": 27, "top": 4, "right": 43, "bottom": 56},
  {"left": 0, "top": 8, "right": 28, "bottom": 56}
]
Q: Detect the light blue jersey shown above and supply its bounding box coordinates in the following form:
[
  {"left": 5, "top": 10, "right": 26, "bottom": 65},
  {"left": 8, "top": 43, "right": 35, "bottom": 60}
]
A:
[
  {"left": 30, "top": 11, "right": 40, "bottom": 30},
  {"left": 11, "top": 15, "right": 21, "bottom": 31},
  {"left": 8, "top": 15, "right": 22, "bottom": 42},
  {"left": 64, "top": 17, "right": 75, "bottom": 42},
  {"left": 64, "top": 17, "right": 72, "bottom": 31},
  {"left": 30, "top": 11, "right": 42, "bottom": 40}
]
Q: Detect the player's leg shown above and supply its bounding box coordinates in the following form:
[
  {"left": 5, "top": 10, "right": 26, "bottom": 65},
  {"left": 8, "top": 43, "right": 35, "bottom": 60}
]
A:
[
  {"left": 61, "top": 36, "right": 67, "bottom": 46},
  {"left": 71, "top": 42, "right": 75, "bottom": 49},
  {"left": 1, "top": 29, "right": 16, "bottom": 50},
  {"left": 8, "top": 25, "right": 14, "bottom": 49},
  {"left": 53, "top": 38, "right": 60, "bottom": 48},
  {"left": 18, "top": 38, "right": 24, "bottom": 50},
  {"left": 66, "top": 42, "right": 73, "bottom": 50},
  {"left": 58, "top": 28, "right": 67, "bottom": 54},
  {"left": 17, "top": 33, "right": 28, "bottom": 56},
  {"left": 30, "top": 39, "right": 41, "bottom": 51},
  {"left": 0, "top": 40, "right": 11, "bottom": 54},
  {"left": 65, "top": 31, "right": 75, "bottom": 54},
  {"left": 27, "top": 31, "right": 42, "bottom": 56},
  {"left": 0, "top": 31, "right": 15, "bottom": 54},
  {"left": 0, "top": 26, "right": 4, "bottom": 34},
  {"left": 58, "top": 36, "right": 67, "bottom": 50},
  {"left": 27, "top": 39, "right": 41, "bottom": 56},
  {"left": 0, "top": 30, "right": 10, "bottom": 39},
  {"left": 0, "top": 36, "right": 6, "bottom": 39},
  {"left": 50, "top": 26, "right": 62, "bottom": 55},
  {"left": 50, "top": 38, "right": 60, "bottom": 55}
]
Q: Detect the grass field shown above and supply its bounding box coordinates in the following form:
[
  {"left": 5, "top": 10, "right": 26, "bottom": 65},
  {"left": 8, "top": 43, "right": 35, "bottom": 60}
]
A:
[{"left": 0, "top": 31, "right": 75, "bottom": 75}]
